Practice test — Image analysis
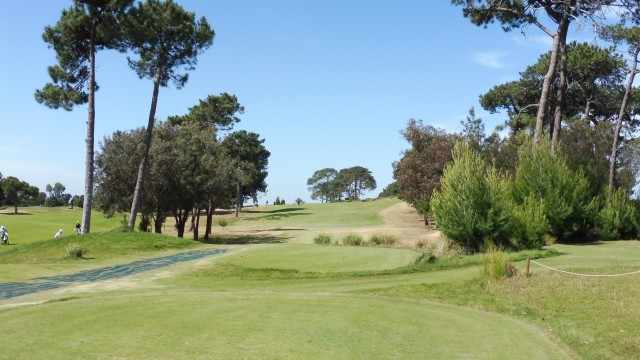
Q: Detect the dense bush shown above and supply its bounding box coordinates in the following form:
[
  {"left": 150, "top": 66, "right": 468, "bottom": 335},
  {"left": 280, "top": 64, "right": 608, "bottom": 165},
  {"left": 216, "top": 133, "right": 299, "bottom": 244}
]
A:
[
  {"left": 431, "top": 142, "right": 490, "bottom": 251},
  {"left": 429, "top": 136, "right": 639, "bottom": 252},
  {"left": 512, "top": 139, "right": 591, "bottom": 242},
  {"left": 313, "top": 233, "right": 332, "bottom": 245},
  {"left": 368, "top": 234, "right": 397, "bottom": 246},
  {"left": 510, "top": 195, "right": 549, "bottom": 249},
  {"left": 596, "top": 188, "right": 639, "bottom": 240},
  {"left": 342, "top": 233, "right": 363, "bottom": 246},
  {"left": 66, "top": 243, "right": 88, "bottom": 259},
  {"left": 481, "top": 246, "right": 517, "bottom": 280}
]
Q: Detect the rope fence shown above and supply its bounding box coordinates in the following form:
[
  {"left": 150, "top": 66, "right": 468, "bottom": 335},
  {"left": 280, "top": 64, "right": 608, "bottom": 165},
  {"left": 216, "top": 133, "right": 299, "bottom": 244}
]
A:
[{"left": 528, "top": 259, "right": 640, "bottom": 278}]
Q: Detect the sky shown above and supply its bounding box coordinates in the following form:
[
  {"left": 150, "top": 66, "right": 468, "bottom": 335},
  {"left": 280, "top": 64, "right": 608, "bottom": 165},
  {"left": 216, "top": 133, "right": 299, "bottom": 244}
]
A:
[{"left": 0, "top": 1, "right": 609, "bottom": 204}]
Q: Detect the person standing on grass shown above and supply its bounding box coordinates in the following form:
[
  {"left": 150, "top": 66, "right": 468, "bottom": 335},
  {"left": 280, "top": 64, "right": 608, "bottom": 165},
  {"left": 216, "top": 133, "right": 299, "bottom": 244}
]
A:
[
  {"left": 0, "top": 226, "right": 7, "bottom": 245},
  {"left": 75, "top": 221, "right": 81, "bottom": 235}
]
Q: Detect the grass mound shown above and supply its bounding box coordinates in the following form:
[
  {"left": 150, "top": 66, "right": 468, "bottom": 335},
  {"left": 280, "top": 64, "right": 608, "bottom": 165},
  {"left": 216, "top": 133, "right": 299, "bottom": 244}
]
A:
[{"left": 0, "top": 231, "right": 203, "bottom": 264}]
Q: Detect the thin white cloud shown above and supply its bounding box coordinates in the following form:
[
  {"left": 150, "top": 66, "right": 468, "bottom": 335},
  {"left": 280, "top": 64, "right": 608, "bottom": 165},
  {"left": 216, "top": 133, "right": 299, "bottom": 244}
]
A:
[
  {"left": 473, "top": 50, "right": 510, "bottom": 69},
  {"left": 512, "top": 33, "right": 553, "bottom": 49}
]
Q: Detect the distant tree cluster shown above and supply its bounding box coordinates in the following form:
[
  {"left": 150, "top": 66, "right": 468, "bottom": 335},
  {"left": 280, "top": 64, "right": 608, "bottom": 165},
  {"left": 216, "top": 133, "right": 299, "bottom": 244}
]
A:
[
  {"left": 307, "top": 166, "right": 377, "bottom": 202},
  {"left": 0, "top": 173, "right": 82, "bottom": 214},
  {"left": 45, "top": 182, "right": 71, "bottom": 207},
  {"left": 0, "top": 174, "right": 40, "bottom": 214}
]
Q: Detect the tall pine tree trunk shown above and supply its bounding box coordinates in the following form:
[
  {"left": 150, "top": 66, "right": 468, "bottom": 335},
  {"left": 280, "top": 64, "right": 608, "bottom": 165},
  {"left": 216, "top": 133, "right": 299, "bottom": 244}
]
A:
[
  {"left": 82, "top": 21, "right": 97, "bottom": 235},
  {"left": 551, "top": 17, "right": 569, "bottom": 154},
  {"left": 235, "top": 182, "right": 242, "bottom": 217},
  {"left": 128, "top": 64, "right": 163, "bottom": 229},
  {"left": 609, "top": 48, "right": 639, "bottom": 191},
  {"left": 534, "top": 32, "right": 561, "bottom": 144}
]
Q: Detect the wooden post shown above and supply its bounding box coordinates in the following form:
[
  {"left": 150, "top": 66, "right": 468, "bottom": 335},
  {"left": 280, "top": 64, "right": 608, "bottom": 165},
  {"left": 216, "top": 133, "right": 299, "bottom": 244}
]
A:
[{"left": 526, "top": 257, "right": 531, "bottom": 278}]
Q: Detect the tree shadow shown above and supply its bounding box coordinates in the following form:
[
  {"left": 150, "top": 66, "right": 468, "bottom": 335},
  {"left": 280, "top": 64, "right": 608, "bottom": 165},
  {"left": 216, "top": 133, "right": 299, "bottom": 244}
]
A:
[
  {"left": 199, "top": 233, "right": 289, "bottom": 245},
  {"left": 244, "top": 207, "right": 307, "bottom": 214},
  {"left": 243, "top": 208, "right": 311, "bottom": 221}
]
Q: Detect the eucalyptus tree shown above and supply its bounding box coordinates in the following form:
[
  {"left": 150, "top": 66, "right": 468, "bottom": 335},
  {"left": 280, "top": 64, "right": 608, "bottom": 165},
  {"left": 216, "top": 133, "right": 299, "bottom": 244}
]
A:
[
  {"left": 599, "top": 25, "right": 640, "bottom": 191},
  {"left": 337, "top": 166, "right": 377, "bottom": 201},
  {"left": 94, "top": 128, "right": 145, "bottom": 220},
  {"left": 222, "top": 131, "right": 270, "bottom": 217},
  {"left": 166, "top": 93, "right": 244, "bottom": 237},
  {"left": 123, "top": 0, "right": 214, "bottom": 230},
  {"left": 307, "top": 168, "right": 338, "bottom": 203},
  {"left": 393, "top": 119, "right": 454, "bottom": 220},
  {"left": 452, "top": 0, "right": 612, "bottom": 146},
  {"left": 35, "top": 0, "right": 133, "bottom": 234}
]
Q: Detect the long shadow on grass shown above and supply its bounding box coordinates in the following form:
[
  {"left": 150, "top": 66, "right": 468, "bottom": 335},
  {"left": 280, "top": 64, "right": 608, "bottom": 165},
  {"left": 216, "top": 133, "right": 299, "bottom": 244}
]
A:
[
  {"left": 0, "top": 248, "right": 230, "bottom": 300},
  {"left": 243, "top": 209, "right": 312, "bottom": 221},
  {"left": 202, "top": 233, "right": 289, "bottom": 244}
]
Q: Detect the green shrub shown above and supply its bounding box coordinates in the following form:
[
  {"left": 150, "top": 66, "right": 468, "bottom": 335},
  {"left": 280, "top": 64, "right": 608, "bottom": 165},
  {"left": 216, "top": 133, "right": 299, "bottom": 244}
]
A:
[
  {"left": 368, "top": 234, "right": 397, "bottom": 246},
  {"left": 342, "top": 233, "right": 363, "bottom": 246},
  {"left": 597, "top": 188, "right": 639, "bottom": 240},
  {"left": 218, "top": 219, "right": 228, "bottom": 229},
  {"left": 415, "top": 251, "right": 436, "bottom": 265},
  {"left": 512, "top": 139, "right": 591, "bottom": 242},
  {"left": 66, "top": 243, "right": 88, "bottom": 259},
  {"left": 425, "top": 237, "right": 466, "bottom": 257},
  {"left": 313, "top": 233, "right": 332, "bottom": 245},
  {"left": 481, "top": 246, "right": 516, "bottom": 280},
  {"left": 511, "top": 195, "right": 549, "bottom": 249},
  {"left": 431, "top": 141, "right": 492, "bottom": 251}
]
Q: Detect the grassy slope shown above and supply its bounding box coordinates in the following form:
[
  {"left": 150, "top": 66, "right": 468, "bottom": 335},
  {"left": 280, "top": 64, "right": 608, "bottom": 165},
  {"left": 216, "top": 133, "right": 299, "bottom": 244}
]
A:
[
  {"left": 1, "top": 200, "right": 639, "bottom": 358},
  {"left": 0, "top": 206, "right": 121, "bottom": 244}
]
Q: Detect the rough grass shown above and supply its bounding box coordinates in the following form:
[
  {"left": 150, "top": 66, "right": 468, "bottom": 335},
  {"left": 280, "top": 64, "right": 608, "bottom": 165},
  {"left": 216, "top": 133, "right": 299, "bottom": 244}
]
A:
[{"left": 362, "top": 265, "right": 640, "bottom": 360}]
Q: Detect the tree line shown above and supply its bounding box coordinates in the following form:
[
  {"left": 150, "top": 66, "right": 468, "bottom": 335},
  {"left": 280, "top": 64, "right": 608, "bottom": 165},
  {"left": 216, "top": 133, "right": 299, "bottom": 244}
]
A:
[
  {"left": 307, "top": 166, "right": 377, "bottom": 202},
  {"left": 392, "top": 1, "right": 640, "bottom": 252},
  {"left": 0, "top": 173, "right": 83, "bottom": 213}
]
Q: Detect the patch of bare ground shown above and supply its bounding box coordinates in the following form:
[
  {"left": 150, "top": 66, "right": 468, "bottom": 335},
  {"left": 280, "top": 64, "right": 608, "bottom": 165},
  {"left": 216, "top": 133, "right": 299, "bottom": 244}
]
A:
[{"left": 374, "top": 201, "right": 441, "bottom": 248}]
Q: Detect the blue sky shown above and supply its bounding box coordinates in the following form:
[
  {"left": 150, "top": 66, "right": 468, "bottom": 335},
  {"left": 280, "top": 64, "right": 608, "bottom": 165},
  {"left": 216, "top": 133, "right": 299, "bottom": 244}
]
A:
[{"left": 0, "top": 1, "right": 601, "bottom": 203}]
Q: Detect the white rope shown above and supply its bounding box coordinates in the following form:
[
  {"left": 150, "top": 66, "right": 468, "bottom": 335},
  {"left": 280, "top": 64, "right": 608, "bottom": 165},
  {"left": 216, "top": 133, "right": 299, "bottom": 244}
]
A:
[{"left": 529, "top": 259, "right": 640, "bottom": 277}]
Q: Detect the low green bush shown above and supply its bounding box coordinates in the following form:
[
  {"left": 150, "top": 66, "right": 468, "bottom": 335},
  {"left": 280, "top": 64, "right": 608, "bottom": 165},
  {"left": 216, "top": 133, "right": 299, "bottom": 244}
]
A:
[
  {"left": 66, "top": 243, "right": 88, "bottom": 259},
  {"left": 415, "top": 251, "right": 436, "bottom": 265},
  {"left": 218, "top": 219, "right": 229, "bottom": 229},
  {"left": 368, "top": 234, "right": 397, "bottom": 246},
  {"left": 427, "top": 237, "right": 466, "bottom": 257},
  {"left": 481, "top": 246, "right": 516, "bottom": 280},
  {"left": 511, "top": 195, "right": 549, "bottom": 249},
  {"left": 342, "top": 234, "right": 363, "bottom": 246},
  {"left": 313, "top": 233, "right": 332, "bottom": 245},
  {"left": 597, "top": 188, "right": 639, "bottom": 240}
]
